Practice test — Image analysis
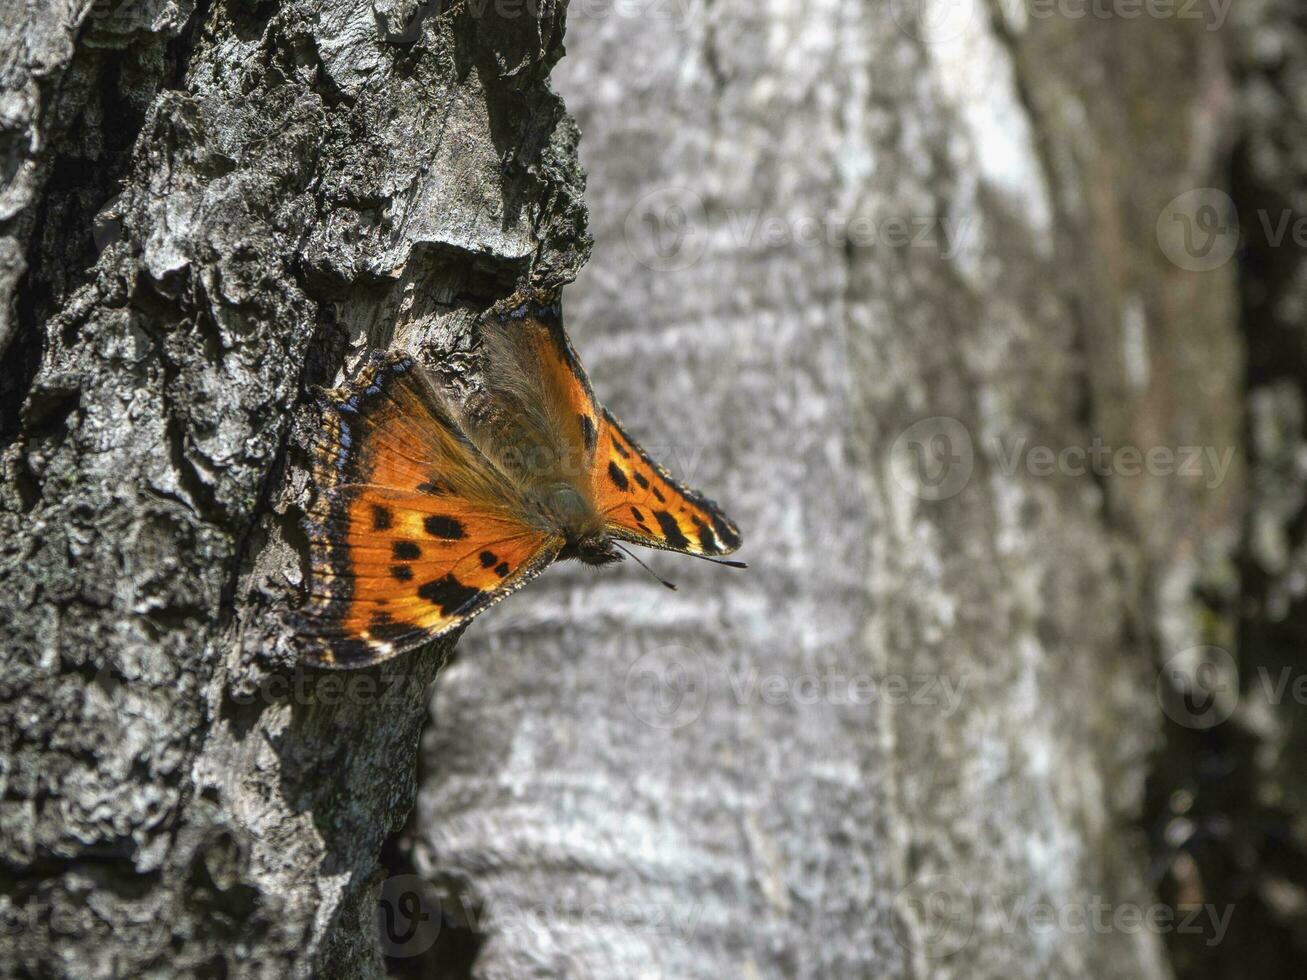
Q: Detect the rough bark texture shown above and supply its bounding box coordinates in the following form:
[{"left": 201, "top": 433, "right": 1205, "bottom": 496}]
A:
[
  {"left": 403, "top": 3, "right": 1242, "bottom": 979},
  {"left": 1, "top": 1, "right": 1295, "bottom": 979},
  {"left": 0, "top": 0, "right": 586, "bottom": 976}
]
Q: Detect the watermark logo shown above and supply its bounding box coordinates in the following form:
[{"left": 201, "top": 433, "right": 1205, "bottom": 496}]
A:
[
  {"left": 727, "top": 665, "right": 968, "bottom": 715},
  {"left": 892, "top": 874, "right": 975, "bottom": 958},
  {"left": 377, "top": 874, "right": 441, "bottom": 959},
  {"left": 889, "top": 0, "right": 977, "bottom": 44},
  {"left": 624, "top": 186, "right": 708, "bottom": 272},
  {"left": 1156, "top": 645, "right": 1238, "bottom": 730},
  {"left": 570, "top": 0, "right": 703, "bottom": 30},
  {"left": 992, "top": 436, "right": 1235, "bottom": 490},
  {"left": 891, "top": 878, "right": 1234, "bottom": 952},
  {"left": 624, "top": 645, "right": 707, "bottom": 729},
  {"left": 432, "top": 879, "right": 703, "bottom": 943},
  {"left": 724, "top": 211, "right": 972, "bottom": 258},
  {"left": 889, "top": 419, "right": 1236, "bottom": 503},
  {"left": 1156, "top": 188, "right": 1240, "bottom": 272},
  {"left": 889, "top": 417, "right": 976, "bottom": 502}
]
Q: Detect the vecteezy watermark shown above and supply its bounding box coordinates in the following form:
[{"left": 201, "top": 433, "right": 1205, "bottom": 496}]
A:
[
  {"left": 623, "top": 646, "right": 969, "bottom": 729},
  {"left": 1157, "top": 187, "right": 1307, "bottom": 272},
  {"left": 991, "top": 437, "right": 1236, "bottom": 490},
  {"left": 1156, "top": 645, "right": 1238, "bottom": 730},
  {"left": 889, "top": 418, "right": 1236, "bottom": 502},
  {"left": 570, "top": 0, "right": 705, "bottom": 29},
  {"left": 624, "top": 645, "right": 708, "bottom": 729},
  {"left": 719, "top": 210, "right": 973, "bottom": 258},
  {"left": 889, "top": 0, "right": 978, "bottom": 44},
  {"left": 378, "top": 875, "right": 442, "bottom": 958},
  {"left": 889, "top": 417, "right": 976, "bottom": 503},
  {"left": 1157, "top": 188, "right": 1241, "bottom": 272},
  {"left": 892, "top": 0, "right": 1230, "bottom": 44},
  {"left": 434, "top": 880, "right": 703, "bottom": 944},
  {"left": 1024, "top": 0, "right": 1230, "bottom": 29},
  {"left": 449, "top": 0, "right": 706, "bottom": 31},
  {"left": 1254, "top": 667, "right": 1307, "bottom": 709},
  {"left": 622, "top": 186, "right": 975, "bottom": 272},
  {"left": 727, "top": 664, "right": 968, "bottom": 715},
  {"left": 228, "top": 667, "right": 431, "bottom": 708},
  {"left": 891, "top": 875, "right": 976, "bottom": 958},
  {"left": 892, "top": 876, "right": 1235, "bottom": 957},
  {"left": 1161, "top": 660, "right": 1307, "bottom": 730},
  {"left": 624, "top": 187, "right": 709, "bottom": 272},
  {"left": 491, "top": 436, "right": 709, "bottom": 490}
]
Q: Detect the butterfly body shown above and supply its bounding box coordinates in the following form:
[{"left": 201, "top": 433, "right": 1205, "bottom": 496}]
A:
[{"left": 298, "top": 292, "right": 742, "bottom": 668}]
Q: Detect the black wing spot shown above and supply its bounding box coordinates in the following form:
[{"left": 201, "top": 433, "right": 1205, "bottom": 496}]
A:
[
  {"left": 712, "top": 514, "right": 741, "bottom": 549},
  {"left": 579, "top": 414, "right": 597, "bottom": 452},
  {"left": 630, "top": 506, "right": 645, "bottom": 523},
  {"left": 607, "top": 460, "right": 630, "bottom": 492},
  {"left": 653, "top": 510, "right": 690, "bottom": 550},
  {"left": 424, "top": 515, "right": 465, "bottom": 539},
  {"left": 494, "top": 562, "right": 510, "bottom": 577},
  {"left": 636, "top": 522, "right": 652, "bottom": 535},
  {"left": 632, "top": 471, "right": 650, "bottom": 490},
  {"left": 417, "top": 574, "right": 482, "bottom": 615},
  {"left": 612, "top": 439, "right": 630, "bottom": 459},
  {"left": 368, "top": 615, "right": 413, "bottom": 645},
  {"left": 390, "top": 564, "right": 413, "bottom": 582},
  {"left": 651, "top": 485, "right": 666, "bottom": 503},
  {"left": 417, "top": 480, "right": 451, "bottom": 496},
  {"left": 692, "top": 516, "right": 721, "bottom": 554},
  {"left": 479, "top": 550, "right": 498, "bottom": 568},
  {"left": 371, "top": 505, "right": 392, "bottom": 531},
  {"left": 393, "top": 540, "right": 422, "bottom": 560}
]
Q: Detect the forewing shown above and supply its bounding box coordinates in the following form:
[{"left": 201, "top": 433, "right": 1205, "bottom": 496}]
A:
[
  {"left": 475, "top": 294, "right": 602, "bottom": 487},
  {"left": 299, "top": 352, "right": 560, "bottom": 668},
  {"left": 594, "top": 408, "right": 743, "bottom": 557}
]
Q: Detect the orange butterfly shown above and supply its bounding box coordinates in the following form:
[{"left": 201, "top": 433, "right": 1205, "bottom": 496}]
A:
[{"left": 298, "top": 291, "right": 744, "bottom": 668}]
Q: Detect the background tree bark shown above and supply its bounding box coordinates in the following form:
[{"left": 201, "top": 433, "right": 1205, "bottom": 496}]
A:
[
  {"left": 405, "top": 2, "right": 1245, "bottom": 979},
  {"left": 3, "top": 0, "right": 1300, "bottom": 979}
]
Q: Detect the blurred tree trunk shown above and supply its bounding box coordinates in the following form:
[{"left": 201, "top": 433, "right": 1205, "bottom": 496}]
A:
[
  {"left": 406, "top": 3, "right": 1242, "bottom": 979},
  {"left": 0, "top": 1, "right": 585, "bottom": 977}
]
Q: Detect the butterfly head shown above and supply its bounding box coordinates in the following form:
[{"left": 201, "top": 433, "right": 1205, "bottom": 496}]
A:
[
  {"left": 532, "top": 484, "right": 620, "bottom": 566},
  {"left": 566, "top": 533, "right": 624, "bottom": 568}
]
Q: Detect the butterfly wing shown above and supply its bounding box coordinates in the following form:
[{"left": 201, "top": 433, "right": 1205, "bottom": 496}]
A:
[
  {"left": 473, "top": 293, "right": 601, "bottom": 488},
  {"left": 300, "top": 352, "right": 561, "bottom": 668},
  {"left": 479, "top": 291, "right": 743, "bottom": 560},
  {"left": 593, "top": 408, "right": 744, "bottom": 557}
]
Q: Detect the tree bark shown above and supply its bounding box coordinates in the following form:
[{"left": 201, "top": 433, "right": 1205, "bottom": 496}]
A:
[
  {"left": 405, "top": 3, "right": 1241, "bottom": 979},
  {"left": 0, "top": 1, "right": 1272, "bottom": 979},
  {"left": 1, "top": 1, "right": 586, "bottom": 977}
]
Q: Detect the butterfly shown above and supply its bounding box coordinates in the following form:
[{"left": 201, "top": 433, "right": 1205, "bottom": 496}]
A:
[{"left": 297, "top": 291, "right": 744, "bottom": 668}]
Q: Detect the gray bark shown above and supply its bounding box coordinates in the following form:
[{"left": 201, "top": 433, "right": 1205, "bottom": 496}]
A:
[
  {"left": 0, "top": 1, "right": 1281, "bottom": 979},
  {"left": 406, "top": 3, "right": 1243, "bottom": 979},
  {"left": 1, "top": 0, "right": 586, "bottom": 976}
]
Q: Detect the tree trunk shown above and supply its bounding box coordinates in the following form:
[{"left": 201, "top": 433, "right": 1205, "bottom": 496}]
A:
[
  {"left": 1, "top": 1, "right": 586, "bottom": 977},
  {"left": 404, "top": 3, "right": 1241, "bottom": 979},
  {"left": 0, "top": 1, "right": 1281, "bottom": 979}
]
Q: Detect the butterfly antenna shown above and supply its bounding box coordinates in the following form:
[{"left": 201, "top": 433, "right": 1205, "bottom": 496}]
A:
[
  {"left": 688, "top": 553, "right": 749, "bottom": 569},
  {"left": 614, "top": 543, "right": 678, "bottom": 591}
]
